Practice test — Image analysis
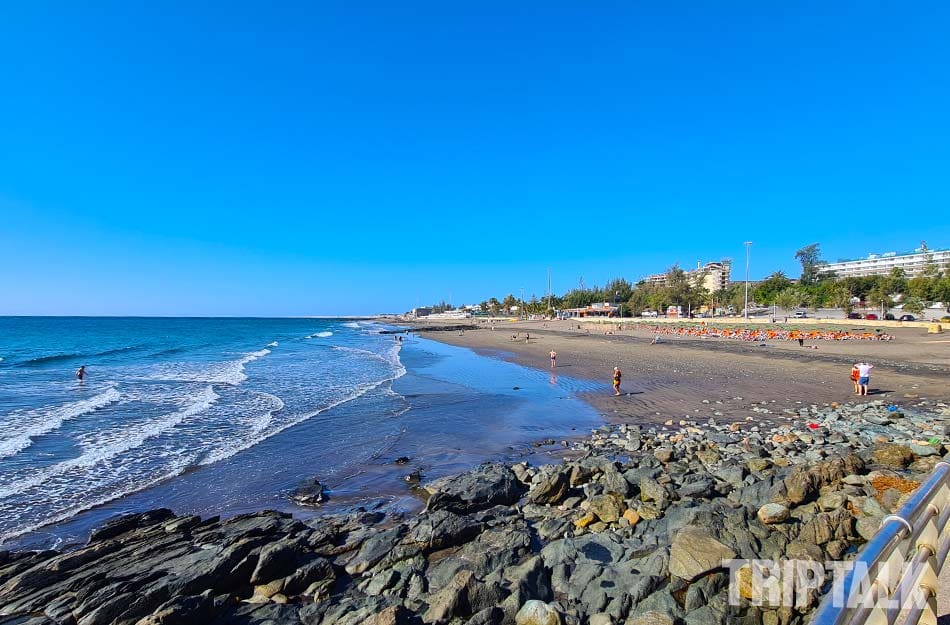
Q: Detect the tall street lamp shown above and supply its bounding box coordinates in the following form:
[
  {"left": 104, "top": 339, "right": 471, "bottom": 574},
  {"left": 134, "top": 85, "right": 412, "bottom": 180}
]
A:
[{"left": 744, "top": 241, "right": 752, "bottom": 319}]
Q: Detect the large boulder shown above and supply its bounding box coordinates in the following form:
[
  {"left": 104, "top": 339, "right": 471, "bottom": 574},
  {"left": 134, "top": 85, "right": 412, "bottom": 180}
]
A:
[
  {"left": 872, "top": 444, "right": 915, "bottom": 468},
  {"left": 589, "top": 493, "right": 625, "bottom": 523},
  {"left": 426, "top": 463, "right": 527, "bottom": 514},
  {"left": 290, "top": 478, "right": 326, "bottom": 506},
  {"left": 529, "top": 468, "right": 571, "bottom": 505},
  {"left": 515, "top": 600, "right": 561, "bottom": 625},
  {"left": 757, "top": 503, "right": 789, "bottom": 525},
  {"left": 784, "top": 453, "right": 865, "bottom": 505},
  {"left": 404, "top": 510, "right": 483, "bottom": 552},
  {"left": 669, "top": 526, "right": 737, "bottom": 581}
]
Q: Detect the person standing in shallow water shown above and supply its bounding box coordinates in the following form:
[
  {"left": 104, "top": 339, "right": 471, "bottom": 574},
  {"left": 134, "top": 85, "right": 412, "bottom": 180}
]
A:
[
  {"left": 612, "top": 367, "right": 622, "bottom": 396},
  {"left": 76, "top": 365, "right": 86, "bottom": 381},
  {"left": 549, "top": 350, "right": 557, "bottom": 369}
]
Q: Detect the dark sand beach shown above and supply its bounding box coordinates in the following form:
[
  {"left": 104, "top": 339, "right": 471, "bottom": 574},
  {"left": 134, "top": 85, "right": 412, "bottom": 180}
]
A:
[
  {"left": 417, "top": 319, "right": 950, "bottom": 425},
  {"left": 3, "top": 318, "right": 949, "bottom": 625}
]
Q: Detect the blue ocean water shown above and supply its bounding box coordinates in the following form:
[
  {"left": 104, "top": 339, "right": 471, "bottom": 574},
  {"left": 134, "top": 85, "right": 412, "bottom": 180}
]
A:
[{"left": 0, "top": 318, "right": 602, "bottom": 549}]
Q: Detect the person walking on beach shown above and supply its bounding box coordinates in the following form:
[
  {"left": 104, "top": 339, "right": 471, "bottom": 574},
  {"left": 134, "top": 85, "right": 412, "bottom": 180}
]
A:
[
  {"left": 856, "top": 362, "right": 873, "bottom": 396},
  {"left": 549, "top": 350, "right": 557, "bottom": 368},
  {"left": 850, "top": 364, "right": 860, "bottom": 394},
  {"left": 76, "top": 365, "right": 86, "bottom": 381},
  {"left": 612, "top": 367, "right": 622, "bottom": 396}
]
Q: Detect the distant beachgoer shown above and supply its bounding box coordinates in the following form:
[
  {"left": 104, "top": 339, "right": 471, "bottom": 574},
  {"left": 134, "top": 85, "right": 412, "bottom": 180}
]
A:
[
  {"left": 525, "top": 333, "right": 530, "bottom": 343},
  {"left": 549, "top": 350, "right": 557, "bottom": 368},
  {"left": 850, "top": 364, "right": 860, "bottom": 394},
  {"left": 651, "top": 334, "right": 660, "bottom": 345},
  {"left": 856, "top": 362, "right": 873, "bottom": 396},
  {"left": 612, "top": 367, "right": 622, "bottom": 396},
  {"left": 76, "top": 365, "right": 86, "bottom": 381},
  {"left": 798, "top": 336, "right": 804, "bottom": 347}
]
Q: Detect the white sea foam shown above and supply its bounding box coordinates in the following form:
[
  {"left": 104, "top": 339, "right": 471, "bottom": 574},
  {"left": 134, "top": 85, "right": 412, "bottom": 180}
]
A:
[
  {"left": 343, "top": 321, "right": 362, "bottom": 329},
  {"left": 149, "top": 347, "right": 271, "bottom": 385},
  {"left": 198, "top": 391, "right": 285, "bottom": 465},
  {"left": 0, "top": 387, "right": 122, "bottom": 460},
  {"left": 195, "top": 342, "right": 407, "bottom": 470},
  {"left": 268, "top": 341, "right": 278, "bottom": 347},
  {"left": 332, "top": 345, "right": 389, "bottom": 363},
  {"left": 307, "top": 331, "right": 333, "bottom": 339},
  {"left": 0, "top": 386, "right": 218, "bottom": 499},
  {"left": 0, "top": 457, "right": 194, "bottom": 544},
  {"left": 0, "top": 332, "right": 412, "bottom": 543}
]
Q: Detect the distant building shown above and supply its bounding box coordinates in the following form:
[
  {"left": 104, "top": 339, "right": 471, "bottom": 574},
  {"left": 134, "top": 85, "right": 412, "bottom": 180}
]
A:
[
  {"left": 642, "top": 259, "right": 732, "bottom": 292},
  {"left": 819, "top": 245, "right": 950, "bottom": 279},
  {"left": 559, "top": 302, "right": 618, "bottom": 318},
  {"left": 411, "top": 307, "right": 432, "bottom": 318},
  {"left": 426, "top": 310, "right": 472, "bottom": 320}
]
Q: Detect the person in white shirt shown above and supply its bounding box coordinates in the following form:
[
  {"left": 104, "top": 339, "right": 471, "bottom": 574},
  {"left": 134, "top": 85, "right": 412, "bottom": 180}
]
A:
[{"left": 856, "top": 362, "right": 873, "bottom": 396}]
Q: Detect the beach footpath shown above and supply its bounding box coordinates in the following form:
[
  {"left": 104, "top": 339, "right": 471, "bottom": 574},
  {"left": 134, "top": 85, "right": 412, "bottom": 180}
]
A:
[{"left": 2, "top": 400, "right": 948, "bottom": 625}]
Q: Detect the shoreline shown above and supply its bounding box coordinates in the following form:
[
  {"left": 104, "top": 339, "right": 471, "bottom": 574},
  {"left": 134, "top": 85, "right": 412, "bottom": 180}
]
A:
[
  {"left": 3, "top": 396, "right": 947, "bottom": 624},
  {"left": 2, "top": 329, "right": 605, "bottom": 552},
  {"left": 3, "top": 322, "right": 949, "bottom": 624},
  {"left": 408, "top": 320, "right": 950, "bottom": 426}
]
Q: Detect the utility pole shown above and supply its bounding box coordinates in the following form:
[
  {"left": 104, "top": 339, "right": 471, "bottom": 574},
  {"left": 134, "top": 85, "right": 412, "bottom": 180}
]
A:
[
  {"left": 520, "top": 287, "right": 525, "bottom": 320},
  {"left": 744, "top": 241, "right": 752, "bottom": 319},
  {"left": 547, "top": 268, "right": 552, "bottom": 317}
]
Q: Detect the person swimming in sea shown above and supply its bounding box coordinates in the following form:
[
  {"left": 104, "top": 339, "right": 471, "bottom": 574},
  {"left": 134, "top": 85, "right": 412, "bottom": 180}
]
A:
[{"left": 76, "top": 365, "right": 86, "bottom": 381}]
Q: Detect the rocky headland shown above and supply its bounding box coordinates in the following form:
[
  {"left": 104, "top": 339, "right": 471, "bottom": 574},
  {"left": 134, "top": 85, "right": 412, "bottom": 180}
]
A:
[{"left": 2, "top": 400, "right": 948, "bottom": 625}]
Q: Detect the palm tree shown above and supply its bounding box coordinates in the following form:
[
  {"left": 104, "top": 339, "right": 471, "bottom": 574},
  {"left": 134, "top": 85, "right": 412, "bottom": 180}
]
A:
[
  {"left": 831, "top": 286, "right": 853, "bottom": 313},
  {"left": 774, "top": 288, "right": 800, "bottom": 314}
]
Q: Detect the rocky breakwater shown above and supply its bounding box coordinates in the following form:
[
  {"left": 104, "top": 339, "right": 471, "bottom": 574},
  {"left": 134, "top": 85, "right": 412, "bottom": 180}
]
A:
[{"left": 1, "top": 400, "right": 948, "bottom": 625}]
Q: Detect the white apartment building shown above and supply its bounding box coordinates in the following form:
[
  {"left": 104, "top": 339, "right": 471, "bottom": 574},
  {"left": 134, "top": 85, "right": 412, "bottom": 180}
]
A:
[
  {"left": 642, "top": 259, "right": 732, "bottom": 292},
  {"left": 819, "top": 247, "right": 950, "bottom": 279}
]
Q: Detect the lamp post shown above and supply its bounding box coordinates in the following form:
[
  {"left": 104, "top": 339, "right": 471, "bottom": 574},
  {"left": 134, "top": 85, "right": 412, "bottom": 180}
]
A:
[{"left": 743, "top": 241, "right": 752, "bottom": 319}]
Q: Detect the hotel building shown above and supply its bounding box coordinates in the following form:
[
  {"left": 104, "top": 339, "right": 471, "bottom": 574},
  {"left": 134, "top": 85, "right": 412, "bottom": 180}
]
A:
[{"left": 818, "top": 246, "right": 949, "bottom": 279}]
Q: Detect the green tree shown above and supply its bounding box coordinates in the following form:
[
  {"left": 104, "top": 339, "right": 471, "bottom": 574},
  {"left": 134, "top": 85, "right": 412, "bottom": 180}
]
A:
[
  {"left": 907, "top": 276, "right": 935, "bottom": 301},
  {"left": 627, "top": 288, "right": 651, "bottom": 316},
  {"left": 884, "top": 267, "right": 907, "bottom": 296},
  {"left": 830, "top": 286, "right": 853, "bottom": 314},
  {"left": 795, "top": 243, "right": 825, "bottom": 285},
  {"left": 774, "top": 288, "right": 801, "bottom": 312},
  {"left": 501, "top": 294, "right": 518, "bottom": 314},
  {"left": 754, "top": 272, "right": 793, "bottom": 304},
  {"left": 605, "top": 278, "right": 634, "bottom": 305},
  {"left": 866, "top": 285, "right": 894, "bottom": 314},
  {"left": 903, "top": 297, "right": 925, "bottom": 315}
]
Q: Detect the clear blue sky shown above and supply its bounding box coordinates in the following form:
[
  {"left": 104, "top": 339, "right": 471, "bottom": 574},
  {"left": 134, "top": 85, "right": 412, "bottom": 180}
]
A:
[{"left": 2, "top": 2, "right": 948, "bottom": 316}]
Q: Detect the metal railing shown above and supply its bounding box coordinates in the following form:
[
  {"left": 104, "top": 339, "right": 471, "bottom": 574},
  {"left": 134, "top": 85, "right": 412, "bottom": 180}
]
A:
[{"left": 811, "top": 461, "right": 950, "bottom": 625}]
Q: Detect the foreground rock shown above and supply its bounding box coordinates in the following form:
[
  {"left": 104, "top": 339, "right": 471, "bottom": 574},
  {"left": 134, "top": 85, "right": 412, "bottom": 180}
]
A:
[{"left": 1, "top": 399, "right": 947, "bottom": 625}]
